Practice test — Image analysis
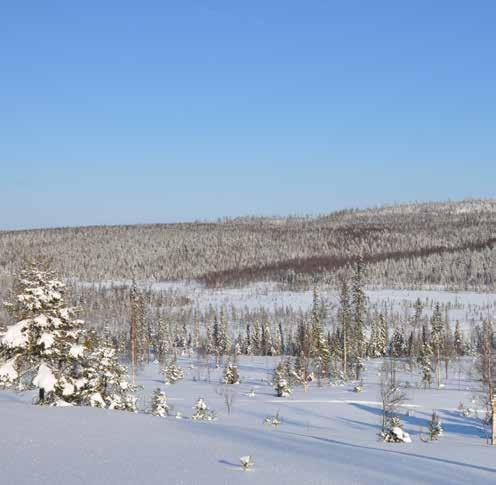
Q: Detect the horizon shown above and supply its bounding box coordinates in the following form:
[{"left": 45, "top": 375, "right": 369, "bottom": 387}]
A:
[
  {"left": 2, "top": 1, "right": 495, "bottom": 229},
  {"left": 1, "top": 196, "right": 494, "bottom": 233}
]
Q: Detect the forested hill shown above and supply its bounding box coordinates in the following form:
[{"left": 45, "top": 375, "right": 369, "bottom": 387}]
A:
[{"left": 1, "top": 199, "right": 495, "bottom": 290}]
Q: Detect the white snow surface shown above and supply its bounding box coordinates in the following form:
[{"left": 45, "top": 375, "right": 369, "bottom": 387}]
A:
[{"left": 1, "top": 356, "right": 496, "bottom": 484}]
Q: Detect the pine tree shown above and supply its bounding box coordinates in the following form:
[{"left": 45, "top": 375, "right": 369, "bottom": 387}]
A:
[{"left": 151, "top": 388, "right": 169, "bottom": 417}]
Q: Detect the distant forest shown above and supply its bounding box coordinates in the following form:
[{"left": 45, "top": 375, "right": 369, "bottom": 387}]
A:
[{"left": 1, "top": 199, "right": 495, "bottom": 291}]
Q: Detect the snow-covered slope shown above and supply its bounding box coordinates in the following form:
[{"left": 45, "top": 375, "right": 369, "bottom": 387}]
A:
[{"left": 2, "top": 357, "right": 496, "bottom": 485}]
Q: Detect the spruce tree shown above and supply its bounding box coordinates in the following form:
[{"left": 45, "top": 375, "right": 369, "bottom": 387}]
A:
[
  {"left": 0, "top": 263, "right": 87, "bottom": 405},
  {"left": 162, "top": 356, "right": 184, "bottom": 384},
  {"left": 428, "top": 411, "right": 443, "bottom": 440},
  {"left": 351, "top": 259, "right": 366, "bottom": 378},
  {"left": 454, "top": 321, "right": 464, "bottom": 356},
  {"left": 418, "top": 340, "right": 433, "bottom": 389},
  {"left": 151, "top": 388, "right": 169, "bottom": 417},
  {"left": 223, "top": 362, "right": 240, "bottom": 384},
  {"left": 80, "top": 332, "right": 137, "bottom": 411},
  {"left": 273, "top": 362, "right": 292, "bottom": 397},
  {"left": 431, "top": 303, "right": 444, "bottom": 387},
  {"left": 338, "top": 276, "right": 351, "bottom": 379},
  {"left": 192, "top": 397, "right": 216, "bottom": 420}
]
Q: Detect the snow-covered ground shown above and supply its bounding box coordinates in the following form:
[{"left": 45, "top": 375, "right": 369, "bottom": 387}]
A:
[{"left": 2, "top": 356, "right": 496, "bottom": 485}]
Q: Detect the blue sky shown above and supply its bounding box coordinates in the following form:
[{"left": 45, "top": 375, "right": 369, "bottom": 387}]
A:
[{"left": 1, "top": 1, "right": 495, "bottom": 229}]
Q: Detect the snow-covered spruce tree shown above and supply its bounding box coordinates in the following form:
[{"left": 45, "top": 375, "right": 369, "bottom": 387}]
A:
[
  {"left": 162, "top": 356, "right": 184, "bottom": 385},
  {"left": 351, "top": 259, "right": 366, "bottom": 379},
  {"left": 418, "top": 340, "right": 433, "bottom": 389},
  {"left": 475, "top": 319, "right": 496, "bottom": 426},
  {"left": 155, "top": 317, "right": 172, "bottom": 365},
  {"left": 192, "top": 397, "right": 216, "bottom": 421},
  {"left": 382, "top": 417, "right": 412, "bottom": 443},
  {"left": 390, "top": 328, "right": 405, "bottom": 358},
  {"left": 151, "top": 388, "right": 169, "bottom": 417},
  {"left": 428, "top": 411, "right": 443, "bottom": 440},
  {"left": 273, "top": 362, "right": 292, "bottom": 397},
  {"left": 338, "top": 275, "right": 351, "bottom": 379},
  {"left": 430, "top": 303, "right": 444, "bottom": 388},
  {"left": 369, "top": 313, "right": 388, "bottom": 358},
  {"left": 310, "top": 288, "right": 330, "bottom": 385},
  {"left": 223, "top": 362, "right": 240, "bottom": 384},
  {"left": 78, "top": 332, "right": 137, "bottom": 411},
  {"left": 0, "top": 263, "right": 87, "bottom": 405},
  {"left": 454, "top": 321, "right": 464, "bottom": 356}
]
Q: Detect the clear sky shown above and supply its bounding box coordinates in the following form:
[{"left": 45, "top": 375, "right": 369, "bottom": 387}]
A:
[{"left": 1, "top": 1, "right": 495, "bottom": 229}]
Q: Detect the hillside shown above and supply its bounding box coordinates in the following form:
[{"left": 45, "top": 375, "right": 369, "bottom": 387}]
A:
[{"left": 1, "top": 199, "right": 495, "bottom": 291}]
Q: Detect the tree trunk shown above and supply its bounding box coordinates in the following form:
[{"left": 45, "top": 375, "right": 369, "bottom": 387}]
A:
[{"left": 492, "top": 397, "right": 496, "bottom": 446}]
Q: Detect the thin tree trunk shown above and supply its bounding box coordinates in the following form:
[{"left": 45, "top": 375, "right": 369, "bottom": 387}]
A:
[{"left": 492, "top": 397, "right": 496, "bottom": 445}]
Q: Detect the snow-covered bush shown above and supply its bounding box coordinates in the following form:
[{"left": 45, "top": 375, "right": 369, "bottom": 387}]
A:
[
  {"left": 151, "top": 388, "right": 169, "bottom": 417},
  {"left": 240, "top": 455, "right": 253, "bottom": 471},
  {"left": 381, "top": 417, "right": 412, "bottom": 443},
  {"left": 192, "top": 397, "right": 216, "bottom": 421},
  {"left": 264, "top": 411, "right": 282, "bottom": 427}
]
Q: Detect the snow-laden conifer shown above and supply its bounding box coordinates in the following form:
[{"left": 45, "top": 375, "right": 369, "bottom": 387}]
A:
[
  {"left": 162, "top": 357, "right": 184, "bottom": 385},
  {"left": 79, "top": 332, "right": 137, "bottom": 411},
  {"left": 192, "top": 397, "right": 216, "bottom": 420},
  {"left": 151, "top": 388, "right": 169, "bottom": 417},
  {"left": 428, "top": 410, "right": 443, "bottom": 440},
  {"left": 0, "top": 262, "right": 136, "bottom": 410},
  {"left": 223, "top": 362, "right": 240, "bottom": 384},
  {"left": 0, "top": 263, "right": 86, "bottom": 405},
  {"left": 273, "top": 362, "right": 292, "bottom": 397}
]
